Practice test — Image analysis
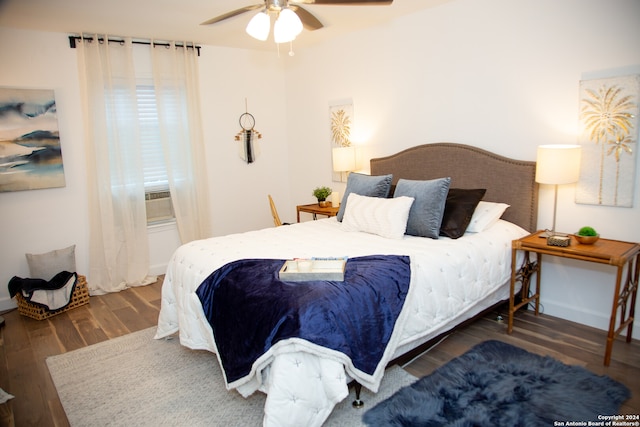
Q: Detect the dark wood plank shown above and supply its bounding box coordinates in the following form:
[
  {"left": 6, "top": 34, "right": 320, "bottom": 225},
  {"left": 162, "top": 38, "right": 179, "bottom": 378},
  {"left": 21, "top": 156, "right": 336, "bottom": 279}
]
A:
[
  {"left": 1, "top": 279, "right": 638, "bottom": 425},
  {"left": 48, "top": 313, "right": 86, "bottom": 352},
  {"left": 5, "top": 345, "right": 53, "bottom": 427},
  {"left": 0, "top": 320, "right": 15, "bottom": 427},
  {"left": 85, "top": 299, "right": 130, "bottom": 339},
  {"left": 70, "top": 316, "right": 109, "bottom": 347},
  {"left": 0, "top": 401, "right": 14, "bottom": 427}
]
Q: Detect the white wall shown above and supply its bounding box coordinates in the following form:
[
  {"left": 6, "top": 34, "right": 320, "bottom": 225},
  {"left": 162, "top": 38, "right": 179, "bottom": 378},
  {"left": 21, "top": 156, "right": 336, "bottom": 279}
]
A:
[
  {"left": 2, "top": 0, "right": 639, "bottom": 341},
  {"left": 197, "top": 46, "right": 293, "bottom": 234},
  {"left": 0, "top": 27, "right": 289, "bottom": 309},
  {"left": 0, "top": 29, "right": 90, "bottom": 310},
  {"left": 282, "top": 0, "right": 640, "bottom": 338}
]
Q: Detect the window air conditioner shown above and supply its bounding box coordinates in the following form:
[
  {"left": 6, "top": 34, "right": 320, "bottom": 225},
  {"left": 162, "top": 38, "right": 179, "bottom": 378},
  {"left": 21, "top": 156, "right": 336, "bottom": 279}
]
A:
[{"left": 145, "top": 190, "right": 174, "bottom": 223}]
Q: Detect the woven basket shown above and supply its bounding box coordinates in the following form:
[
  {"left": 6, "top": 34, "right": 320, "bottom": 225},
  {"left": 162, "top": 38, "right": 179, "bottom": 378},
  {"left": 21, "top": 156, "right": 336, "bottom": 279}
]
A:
[{"left": 15, "top": 275, "right": 90, "bottom": 320}]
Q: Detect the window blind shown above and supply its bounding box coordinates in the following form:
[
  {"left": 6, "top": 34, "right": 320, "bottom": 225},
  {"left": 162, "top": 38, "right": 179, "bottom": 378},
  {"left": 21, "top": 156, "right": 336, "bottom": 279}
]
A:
[{"left": 137, "top": 84, "right": 169, "bottom": 192}]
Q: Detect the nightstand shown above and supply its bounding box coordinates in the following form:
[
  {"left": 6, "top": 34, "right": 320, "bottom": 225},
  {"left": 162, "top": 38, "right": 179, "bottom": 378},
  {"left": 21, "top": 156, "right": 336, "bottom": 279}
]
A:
[
  {"left": 508, "top": 230, "right": 640, "bottom": 366},
  {"left": 296, "top": 203, "right": 340, "bottom": 222}
]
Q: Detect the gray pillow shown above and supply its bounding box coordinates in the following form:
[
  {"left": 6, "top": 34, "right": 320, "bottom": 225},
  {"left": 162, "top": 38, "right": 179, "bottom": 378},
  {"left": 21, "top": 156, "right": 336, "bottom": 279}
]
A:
[
  {"left": 393, "top": 177, "right": 451, "bottom": 238},
  {"left": 337, "top": 172, "right": 393, "bottom": 222},
  {"left": 26, "top": 245, "right": 76, "bottom": 280}
]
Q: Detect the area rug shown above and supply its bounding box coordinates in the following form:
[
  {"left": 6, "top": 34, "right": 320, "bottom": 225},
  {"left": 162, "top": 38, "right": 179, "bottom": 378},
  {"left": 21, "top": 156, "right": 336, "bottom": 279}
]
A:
[
  {"left": 46, "top": 327, "right": 416, "bottom": 426},
  {"left": 363, "top": 340, "right": 631, "bottom": 427}
]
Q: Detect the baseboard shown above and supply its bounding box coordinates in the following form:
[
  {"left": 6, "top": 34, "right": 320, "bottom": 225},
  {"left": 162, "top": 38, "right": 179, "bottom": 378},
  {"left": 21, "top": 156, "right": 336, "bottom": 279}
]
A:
[
  {"left": 541, "top": 299, "right": 608, "bottom": 330},
  {"left": 541, "top": 298, "right": 639, "bottom": 340},
  {"left": 149, "top": 263, "right": 168, "bottom": 277},
  {"left": 0, "top": 296, "right": 17, "bottom": 313}
]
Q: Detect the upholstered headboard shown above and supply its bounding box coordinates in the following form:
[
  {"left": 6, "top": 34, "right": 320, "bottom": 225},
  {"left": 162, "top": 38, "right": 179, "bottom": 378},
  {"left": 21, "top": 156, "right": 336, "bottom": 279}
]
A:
[{"left": 370, "top": 143, "right": 538, "bottom": 232}]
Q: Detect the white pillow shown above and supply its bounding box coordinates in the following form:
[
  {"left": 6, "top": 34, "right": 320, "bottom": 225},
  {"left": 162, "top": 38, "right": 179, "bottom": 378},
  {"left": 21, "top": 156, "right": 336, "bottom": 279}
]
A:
[
  {"left": 341, "top": 193, "right": 415, "bottom": 239},
  {"left": 26, "top": 245, "right": 76, "bottom": 280},
  {"left": 466, "top": 201, "right": 510, "bottom": 233}
]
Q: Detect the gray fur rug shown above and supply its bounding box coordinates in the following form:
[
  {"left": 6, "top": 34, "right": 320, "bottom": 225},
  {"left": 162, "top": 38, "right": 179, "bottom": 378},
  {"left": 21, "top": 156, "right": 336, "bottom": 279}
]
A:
[{"left": 363, "top": 340, "right": 630, "bottom": 427}]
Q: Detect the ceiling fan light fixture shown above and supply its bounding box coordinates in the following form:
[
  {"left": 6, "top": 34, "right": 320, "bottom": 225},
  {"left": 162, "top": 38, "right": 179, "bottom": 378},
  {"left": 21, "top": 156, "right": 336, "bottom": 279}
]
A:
[
  {"left": 273, "top": 8, "right": 303, "bottom": 44},
  {"left": 246, "top": 10, "right": 271, "bottom": 41}
]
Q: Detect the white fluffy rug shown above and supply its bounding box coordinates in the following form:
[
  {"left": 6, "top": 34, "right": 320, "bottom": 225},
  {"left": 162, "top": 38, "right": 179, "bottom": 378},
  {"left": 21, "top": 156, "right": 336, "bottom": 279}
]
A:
[{"left": 46, "top": 327, "right": 416, "bottom": 426}]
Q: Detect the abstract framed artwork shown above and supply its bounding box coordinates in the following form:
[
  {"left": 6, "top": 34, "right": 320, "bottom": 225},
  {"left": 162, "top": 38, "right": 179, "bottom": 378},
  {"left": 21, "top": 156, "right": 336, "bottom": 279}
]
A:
[
  {"left": 0, "top": 87, "right": 66, "bottom": 192},
  {"left": 575, "top": 75, "right": 639, "bottom": 207}
]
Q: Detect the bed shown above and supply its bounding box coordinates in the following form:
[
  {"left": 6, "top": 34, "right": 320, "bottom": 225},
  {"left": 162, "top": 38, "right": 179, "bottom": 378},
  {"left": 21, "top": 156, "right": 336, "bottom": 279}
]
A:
[{"left": 155, "top": 143, "right": 538, "bottom": 426}]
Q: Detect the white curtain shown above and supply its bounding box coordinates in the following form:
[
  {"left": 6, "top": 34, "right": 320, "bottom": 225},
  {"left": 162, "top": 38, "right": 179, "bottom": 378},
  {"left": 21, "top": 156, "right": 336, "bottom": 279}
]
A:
[
  {"left": 150, "top": 42, "right": 211, "bottom": 243},
  {"left": 77, "top": 36, "right": 156, "bottom": 295},
  {"left": 77, "top": 36, "right": 211, "bottom": 294}
]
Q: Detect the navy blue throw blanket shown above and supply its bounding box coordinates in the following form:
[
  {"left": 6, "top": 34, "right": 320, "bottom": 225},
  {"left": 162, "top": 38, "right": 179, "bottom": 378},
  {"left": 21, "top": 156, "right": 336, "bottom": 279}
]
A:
[{"left": 196, "top": 255, "right": 411, "bottom": 385}]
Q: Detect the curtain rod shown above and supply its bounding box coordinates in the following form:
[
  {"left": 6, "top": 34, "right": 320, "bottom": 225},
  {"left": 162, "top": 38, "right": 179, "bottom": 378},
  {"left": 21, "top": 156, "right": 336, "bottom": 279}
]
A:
[{"left": 68, "top": 35, "right": 201, "bottom": 56}]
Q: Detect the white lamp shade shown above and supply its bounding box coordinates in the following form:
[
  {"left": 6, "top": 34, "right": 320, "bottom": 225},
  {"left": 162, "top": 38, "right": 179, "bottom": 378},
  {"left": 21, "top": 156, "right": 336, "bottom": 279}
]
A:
[
  {"left": 246, "top": 11, "right": 270, "bottom": 41},
  {"left": 535, "top": 144, "right": 582, "bottom": 184},
  {"left": 274, "top": 8, "right": 302, "bottom": 43},
  {"left": 332, "top": 146, "right": 356, "bottom": 172}
]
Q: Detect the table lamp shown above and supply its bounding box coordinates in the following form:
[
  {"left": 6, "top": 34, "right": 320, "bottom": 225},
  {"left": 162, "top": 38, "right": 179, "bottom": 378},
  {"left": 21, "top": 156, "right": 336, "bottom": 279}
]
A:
[
  {"left": 332, "top": 146, "right": 356, "bottom": 183},
  {"left": 535, "top": 144, "right": 582, "bottom": 237}
]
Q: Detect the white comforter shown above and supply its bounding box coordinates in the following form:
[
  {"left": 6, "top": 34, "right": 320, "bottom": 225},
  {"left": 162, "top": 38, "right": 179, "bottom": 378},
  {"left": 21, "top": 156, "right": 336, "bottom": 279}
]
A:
[{"left": 155, "top": 218, "right": 527, "bottom": 426}]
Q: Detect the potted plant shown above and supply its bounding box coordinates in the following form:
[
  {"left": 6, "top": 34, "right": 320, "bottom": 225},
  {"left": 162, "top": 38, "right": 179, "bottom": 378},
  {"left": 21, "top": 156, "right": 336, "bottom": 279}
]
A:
[
  {"left": 313, "top": 186, "right": 332, "bottom": 207},
  {"left": 574, "top": 226, "right": 599, "bottom": 245}
]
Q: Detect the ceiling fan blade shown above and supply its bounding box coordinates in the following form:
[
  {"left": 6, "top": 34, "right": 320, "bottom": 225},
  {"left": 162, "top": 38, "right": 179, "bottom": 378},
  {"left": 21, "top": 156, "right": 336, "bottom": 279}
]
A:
[
  {"left": 200, "top": 4, "right": 264, "bottom": 26},
  {"left": 292, "top": 0, "right": 392, "bottom": 5},
  {"left": 289, "top": 5, "right": 323, "bottom": 31}
]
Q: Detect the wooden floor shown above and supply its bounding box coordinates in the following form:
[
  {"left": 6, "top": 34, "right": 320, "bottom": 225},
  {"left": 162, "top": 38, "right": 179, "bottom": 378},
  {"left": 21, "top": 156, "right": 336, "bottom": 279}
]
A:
[{"left": 1, "top": 277, "right": 638, "bottom": 426}]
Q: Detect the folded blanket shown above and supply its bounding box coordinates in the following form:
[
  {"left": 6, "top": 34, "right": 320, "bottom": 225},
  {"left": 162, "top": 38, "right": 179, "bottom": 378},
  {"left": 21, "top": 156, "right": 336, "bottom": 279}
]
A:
[
  {"left": 8, "top": 271, "right": 78, "bottom": 311},
  {"left": 196, "top": 255, "right": 411, "bottom": 387}
]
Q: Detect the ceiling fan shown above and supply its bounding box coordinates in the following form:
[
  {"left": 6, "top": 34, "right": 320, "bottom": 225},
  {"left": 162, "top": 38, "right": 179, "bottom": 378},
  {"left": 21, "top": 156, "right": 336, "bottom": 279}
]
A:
[{"left": 201, "top": 0, "right": 393, "bottom": 43}]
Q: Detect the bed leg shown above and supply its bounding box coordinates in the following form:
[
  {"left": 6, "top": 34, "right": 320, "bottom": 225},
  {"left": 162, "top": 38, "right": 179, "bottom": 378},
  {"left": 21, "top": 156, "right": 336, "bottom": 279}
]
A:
[{"left": 352, "top": 381, "right": 364, "bottom": 408}]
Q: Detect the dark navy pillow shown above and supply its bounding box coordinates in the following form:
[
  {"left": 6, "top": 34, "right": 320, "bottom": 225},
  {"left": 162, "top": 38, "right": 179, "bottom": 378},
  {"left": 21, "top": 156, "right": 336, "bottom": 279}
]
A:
[{"left": 439, "top": 188, "right": 486, "bottom": 239}]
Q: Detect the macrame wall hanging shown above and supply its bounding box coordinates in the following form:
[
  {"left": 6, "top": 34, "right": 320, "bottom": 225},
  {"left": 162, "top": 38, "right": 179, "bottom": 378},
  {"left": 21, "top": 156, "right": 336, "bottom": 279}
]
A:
[{"left": 234, "top": 100, "right": 262, "bottom": 164}]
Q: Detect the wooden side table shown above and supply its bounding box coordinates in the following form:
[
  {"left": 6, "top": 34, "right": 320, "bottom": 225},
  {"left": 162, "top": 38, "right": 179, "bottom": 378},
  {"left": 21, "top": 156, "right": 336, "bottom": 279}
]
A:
[
  {"left": 508, "top": 230, "right": 640, "bottom": 366},
  {"left": 296, "top": 203, "right": 340, "bottom": 222}
]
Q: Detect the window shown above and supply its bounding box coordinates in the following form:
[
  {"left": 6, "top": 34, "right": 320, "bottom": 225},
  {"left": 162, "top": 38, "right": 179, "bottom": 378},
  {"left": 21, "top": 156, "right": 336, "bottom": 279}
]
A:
[{"left": 137, "top": 83, "right": 175, "bottom": 224}]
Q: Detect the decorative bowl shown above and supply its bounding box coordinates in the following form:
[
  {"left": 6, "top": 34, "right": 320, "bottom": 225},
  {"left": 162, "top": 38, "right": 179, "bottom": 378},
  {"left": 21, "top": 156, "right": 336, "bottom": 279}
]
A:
[{"left": 574, "top": 234, "right": 599, "bottom": 245}]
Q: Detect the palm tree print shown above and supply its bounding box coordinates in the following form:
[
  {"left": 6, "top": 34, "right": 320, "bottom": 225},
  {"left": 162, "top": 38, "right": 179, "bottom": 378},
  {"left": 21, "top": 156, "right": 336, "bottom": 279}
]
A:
[
  {"left": 331, "top": 108, "right": 352, "bottom": 147},
  {"left": 607, "top": 134, "right": 634, "bottom": 205},
  {"left": 580, "top": 84, "right": 636, "bottom": 204}
]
